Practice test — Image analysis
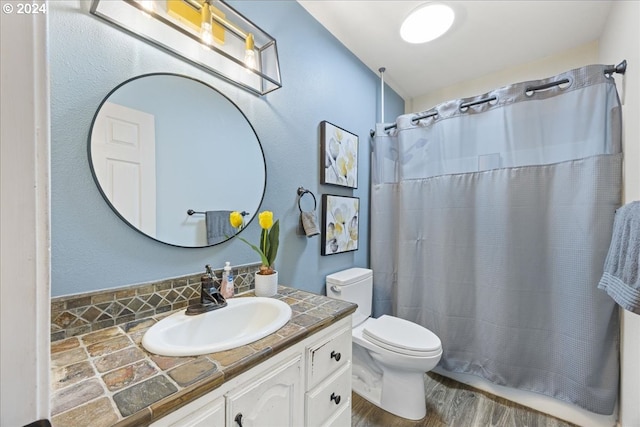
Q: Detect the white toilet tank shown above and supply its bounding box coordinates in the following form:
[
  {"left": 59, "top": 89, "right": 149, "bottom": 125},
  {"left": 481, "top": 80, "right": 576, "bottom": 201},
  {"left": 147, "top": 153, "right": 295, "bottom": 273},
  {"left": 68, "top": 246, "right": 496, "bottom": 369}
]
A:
[{"left": 326, "top": 268, "right": 373, "bottom": 326}]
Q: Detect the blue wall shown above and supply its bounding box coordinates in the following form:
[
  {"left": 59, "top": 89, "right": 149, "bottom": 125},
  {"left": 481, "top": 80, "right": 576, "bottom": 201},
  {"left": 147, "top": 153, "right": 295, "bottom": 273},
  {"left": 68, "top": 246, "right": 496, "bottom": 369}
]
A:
[{"left": 50, "top": 0, "right": 404, "bottom": 297}]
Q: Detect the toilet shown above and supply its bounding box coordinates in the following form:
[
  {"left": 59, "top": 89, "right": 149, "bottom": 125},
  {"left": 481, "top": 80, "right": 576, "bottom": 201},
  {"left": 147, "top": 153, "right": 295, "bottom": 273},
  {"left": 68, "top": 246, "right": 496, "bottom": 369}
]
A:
[{"left": 326, "top": 267, "right": 442, "bottom": 420}]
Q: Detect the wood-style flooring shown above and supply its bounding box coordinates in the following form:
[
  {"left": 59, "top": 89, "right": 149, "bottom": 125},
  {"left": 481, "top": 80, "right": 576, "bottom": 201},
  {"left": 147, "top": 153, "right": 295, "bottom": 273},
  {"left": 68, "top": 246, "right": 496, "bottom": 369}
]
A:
[{"left": 351, "top": 372, "right": 578, "bottom": 427}]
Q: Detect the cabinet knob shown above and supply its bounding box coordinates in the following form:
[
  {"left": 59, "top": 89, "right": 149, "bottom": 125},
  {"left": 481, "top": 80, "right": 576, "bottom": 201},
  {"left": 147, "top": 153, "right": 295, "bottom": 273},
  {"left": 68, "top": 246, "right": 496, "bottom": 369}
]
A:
[
  {"left": 330, "top": 350, "right": 341, "bottom": 362},
  {"left": 235, "top": 413, "right": 243, "bottom": 427},
  {"left": 330, "top": 392, "right": 341, "bottom": 405}
]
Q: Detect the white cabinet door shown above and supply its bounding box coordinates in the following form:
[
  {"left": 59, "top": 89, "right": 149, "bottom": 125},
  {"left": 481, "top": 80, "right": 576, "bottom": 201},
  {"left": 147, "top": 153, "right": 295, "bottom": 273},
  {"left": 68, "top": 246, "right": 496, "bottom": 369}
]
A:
[
  {"left": 226, "top": 355, "right": 303, "bottom": 427},
  {"left": 186, "top": 398, "right": 225, "bottom": 427},
  {"left": 150, "top": 394, "right": 224, "bottom": 427}
]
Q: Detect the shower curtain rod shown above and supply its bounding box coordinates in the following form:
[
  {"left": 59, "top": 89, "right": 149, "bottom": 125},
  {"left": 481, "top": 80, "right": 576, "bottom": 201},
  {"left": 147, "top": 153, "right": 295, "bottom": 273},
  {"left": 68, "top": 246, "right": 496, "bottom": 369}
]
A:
[{"left": 369, "top": 60, "right": 627, "bottom": 137}]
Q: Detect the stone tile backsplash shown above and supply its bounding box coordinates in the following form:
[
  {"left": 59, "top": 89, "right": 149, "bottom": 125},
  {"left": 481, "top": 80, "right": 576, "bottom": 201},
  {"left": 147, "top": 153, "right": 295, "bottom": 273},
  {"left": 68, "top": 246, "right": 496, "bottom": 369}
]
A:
[{"left": 51, "top": 263, "right": 261, "bottom": 342}]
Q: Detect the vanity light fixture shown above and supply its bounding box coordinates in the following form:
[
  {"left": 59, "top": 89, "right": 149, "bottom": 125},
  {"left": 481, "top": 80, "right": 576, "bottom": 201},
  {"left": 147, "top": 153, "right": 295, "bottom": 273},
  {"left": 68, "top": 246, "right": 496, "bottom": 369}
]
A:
[
  {"left": 400, "top": 2, "right": 455, "bottom": 44},
  {"left": 90, "top": 0, "right": 282, "bottom": 95}
]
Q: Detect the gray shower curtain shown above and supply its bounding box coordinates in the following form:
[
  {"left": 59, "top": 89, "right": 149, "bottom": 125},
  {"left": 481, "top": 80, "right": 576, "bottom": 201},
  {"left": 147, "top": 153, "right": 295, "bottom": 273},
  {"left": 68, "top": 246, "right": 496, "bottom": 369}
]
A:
[{"left": 371, "top": 64, "right": 621, "bottom": 414}]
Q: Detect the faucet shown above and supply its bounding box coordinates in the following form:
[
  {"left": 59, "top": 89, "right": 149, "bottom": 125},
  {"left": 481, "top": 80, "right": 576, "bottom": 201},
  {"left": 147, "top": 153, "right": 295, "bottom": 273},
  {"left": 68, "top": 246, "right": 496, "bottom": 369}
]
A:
[{"left": 186, "top": 265, "right": 227, "bottom": 315}]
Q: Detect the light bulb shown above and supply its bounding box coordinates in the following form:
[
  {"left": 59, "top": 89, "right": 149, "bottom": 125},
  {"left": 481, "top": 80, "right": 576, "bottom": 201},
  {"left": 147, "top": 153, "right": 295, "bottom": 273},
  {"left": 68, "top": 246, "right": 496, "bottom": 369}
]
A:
[
  {"left": 244, "top": 33, "right": 256, "bottom": 70},
  {"left": 244, "top": 50, "right": 256, "bottom": 70},
  {"left": 139, "top": 0, "right": 155, "bottom": 12},
  {"left": 200, "top": 1, "right": 213, "bottom": 46},
  {"left": 201, "top": 21, "right": 213, "bottom": 46}
]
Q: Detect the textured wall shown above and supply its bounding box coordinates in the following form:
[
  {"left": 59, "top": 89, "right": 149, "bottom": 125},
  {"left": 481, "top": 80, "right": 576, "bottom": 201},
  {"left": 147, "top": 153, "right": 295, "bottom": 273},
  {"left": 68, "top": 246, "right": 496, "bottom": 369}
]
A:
[
  {"left": 50, "top": 1, "right": 404, "bottom": 296},
  {"left": 598, "top": 2, "right": 640, "bottom": 426},
  {"left": 409, "top": 41, "right": 599, "bottom": 114}
]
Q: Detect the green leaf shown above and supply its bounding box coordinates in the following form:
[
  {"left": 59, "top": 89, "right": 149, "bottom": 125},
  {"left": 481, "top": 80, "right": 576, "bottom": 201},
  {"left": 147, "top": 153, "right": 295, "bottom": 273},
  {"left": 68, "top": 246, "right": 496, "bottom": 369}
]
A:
[
  {"left": 237, "top": 236, "right": 269, "bottom": 267},
  {"left": 260, "top": 228, "right": 269, "bottom": 258},
  {"left": 267, "top": 220, "right": 280, "bottom": 267}
]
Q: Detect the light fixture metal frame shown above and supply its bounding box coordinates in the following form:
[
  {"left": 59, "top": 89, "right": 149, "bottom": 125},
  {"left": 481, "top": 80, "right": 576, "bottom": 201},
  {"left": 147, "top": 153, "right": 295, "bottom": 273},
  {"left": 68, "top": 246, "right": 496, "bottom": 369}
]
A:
[{"left": 90, "top": 0, "right": 282, "bottom": 96}]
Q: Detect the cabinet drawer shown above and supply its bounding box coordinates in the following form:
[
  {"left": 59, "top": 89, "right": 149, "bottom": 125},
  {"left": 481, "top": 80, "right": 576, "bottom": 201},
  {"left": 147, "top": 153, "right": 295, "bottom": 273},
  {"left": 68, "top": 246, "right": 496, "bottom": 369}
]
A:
[
  {"left": 325, "top": 400, "right": 351, "bottom": 427},
  {"left": 307, "top": 326, "right": 351, "bottom": 389},
  {"left": 305, "top": 363, "right": 351, "bottom": 427}
]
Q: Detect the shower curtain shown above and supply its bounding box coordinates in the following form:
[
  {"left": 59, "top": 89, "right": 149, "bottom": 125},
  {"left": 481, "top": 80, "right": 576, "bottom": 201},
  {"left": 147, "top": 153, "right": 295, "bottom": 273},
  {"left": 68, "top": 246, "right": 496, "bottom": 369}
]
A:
[{"left": 371, "top": 64, "right": 621, "bottom": 414}]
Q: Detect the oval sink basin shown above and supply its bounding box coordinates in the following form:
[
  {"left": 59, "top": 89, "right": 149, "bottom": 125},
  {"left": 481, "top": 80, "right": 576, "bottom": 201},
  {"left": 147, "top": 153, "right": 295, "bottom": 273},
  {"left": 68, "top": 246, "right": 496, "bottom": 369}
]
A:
[{"left": 142, "top": 297, "right": 292, "bottom": 357}]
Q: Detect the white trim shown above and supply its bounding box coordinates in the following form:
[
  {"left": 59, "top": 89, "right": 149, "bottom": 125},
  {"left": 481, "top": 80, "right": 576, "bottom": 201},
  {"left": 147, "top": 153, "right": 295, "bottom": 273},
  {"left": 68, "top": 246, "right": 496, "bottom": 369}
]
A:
[{"left": 0, "top": 3, "right": 51, "bottom": 425}]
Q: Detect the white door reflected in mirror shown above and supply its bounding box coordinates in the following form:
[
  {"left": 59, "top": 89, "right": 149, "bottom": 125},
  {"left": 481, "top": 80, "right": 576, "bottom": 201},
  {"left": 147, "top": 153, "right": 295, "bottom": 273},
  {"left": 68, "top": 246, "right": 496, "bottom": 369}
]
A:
[{"left": 92, "top": 101, "right": 157, "bottom": 236}]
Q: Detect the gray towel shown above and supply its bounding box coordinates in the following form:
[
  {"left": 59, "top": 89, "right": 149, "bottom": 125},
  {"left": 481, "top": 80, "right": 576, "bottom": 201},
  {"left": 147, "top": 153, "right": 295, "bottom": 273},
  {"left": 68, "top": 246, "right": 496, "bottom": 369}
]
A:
[
  {"left": 299, "top": 211, "right": 319, "bottom": 237},
  {"left": 598, "top": 201, "right": 640, "bottom": 314},
  {"left": 206, "top": 210, "right": 235, "bottom": 245}
]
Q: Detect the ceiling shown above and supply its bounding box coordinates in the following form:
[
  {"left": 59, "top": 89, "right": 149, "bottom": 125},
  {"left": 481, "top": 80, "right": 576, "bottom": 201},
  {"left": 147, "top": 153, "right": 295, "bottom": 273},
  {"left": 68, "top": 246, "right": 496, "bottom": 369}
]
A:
[{"left": 297, "top": 1, "right": 613, "bottom": 101}]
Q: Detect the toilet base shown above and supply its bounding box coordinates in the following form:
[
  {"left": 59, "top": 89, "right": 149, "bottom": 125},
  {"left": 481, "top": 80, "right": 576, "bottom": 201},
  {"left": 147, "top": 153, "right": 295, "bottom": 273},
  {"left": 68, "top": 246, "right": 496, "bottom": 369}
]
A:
[
  {"left": 379, "top": 364, "right": 427, "bottom": 420},
  {"left": 352, "top": 344, "right": 428, "bottom": 421},
  {"left": 352, "top": 344, "right": 383, "bottom": 405},
  {"left": 352, "top": 372, "right": 427, "bottom": 421}
]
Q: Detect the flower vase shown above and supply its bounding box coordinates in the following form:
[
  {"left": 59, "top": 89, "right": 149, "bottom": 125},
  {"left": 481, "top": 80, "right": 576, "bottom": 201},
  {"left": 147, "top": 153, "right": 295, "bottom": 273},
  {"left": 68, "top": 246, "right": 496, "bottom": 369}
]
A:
[{"left": 254, "top": 270, "right": 278, "bottom": 297}]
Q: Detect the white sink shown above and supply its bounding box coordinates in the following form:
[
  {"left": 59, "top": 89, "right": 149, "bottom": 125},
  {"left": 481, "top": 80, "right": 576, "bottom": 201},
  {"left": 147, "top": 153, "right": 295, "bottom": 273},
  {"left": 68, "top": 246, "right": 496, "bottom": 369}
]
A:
[{"left": 142, "top": 297, "right": 292, "bottom": 357}]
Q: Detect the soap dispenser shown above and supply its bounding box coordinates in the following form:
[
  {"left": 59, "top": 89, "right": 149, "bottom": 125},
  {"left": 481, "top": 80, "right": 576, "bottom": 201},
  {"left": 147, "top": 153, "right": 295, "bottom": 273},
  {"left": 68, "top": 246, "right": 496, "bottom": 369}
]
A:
[{"left": 221, "top": 262, "right": 234, "bottom": 298}]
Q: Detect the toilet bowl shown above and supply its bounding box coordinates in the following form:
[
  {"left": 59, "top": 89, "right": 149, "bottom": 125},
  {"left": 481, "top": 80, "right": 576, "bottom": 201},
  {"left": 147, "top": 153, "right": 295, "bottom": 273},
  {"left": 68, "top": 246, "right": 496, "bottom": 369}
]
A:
[{"left": 326, "top": 268, "right": 442, "bottom": 420}]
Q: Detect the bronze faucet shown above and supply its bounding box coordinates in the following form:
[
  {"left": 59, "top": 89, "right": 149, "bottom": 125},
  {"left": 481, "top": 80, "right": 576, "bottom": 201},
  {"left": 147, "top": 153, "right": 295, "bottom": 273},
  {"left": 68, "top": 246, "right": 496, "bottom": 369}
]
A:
[{"left": 186, "top": 265, "right": 227, "bottom": 315}]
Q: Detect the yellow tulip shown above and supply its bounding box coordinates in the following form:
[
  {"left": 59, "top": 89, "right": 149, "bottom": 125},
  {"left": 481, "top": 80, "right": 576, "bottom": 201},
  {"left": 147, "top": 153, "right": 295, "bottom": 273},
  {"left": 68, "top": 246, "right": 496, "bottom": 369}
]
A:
[
  {"left": 258, "top": 211, "right": 274, "bottom": 230},
  {"left": 229, "top": 211, "right": 243, "bottom": 228},
  {"left": 234, "top": 210, "right": 279, "bottom": 271}
]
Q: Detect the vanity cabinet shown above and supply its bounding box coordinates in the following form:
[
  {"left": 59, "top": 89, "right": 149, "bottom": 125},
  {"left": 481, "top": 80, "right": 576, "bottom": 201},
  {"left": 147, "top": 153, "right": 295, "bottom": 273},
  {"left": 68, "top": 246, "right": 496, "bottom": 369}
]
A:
[{"left": 150, "top": 316, "right": 351, "bottom": 427}]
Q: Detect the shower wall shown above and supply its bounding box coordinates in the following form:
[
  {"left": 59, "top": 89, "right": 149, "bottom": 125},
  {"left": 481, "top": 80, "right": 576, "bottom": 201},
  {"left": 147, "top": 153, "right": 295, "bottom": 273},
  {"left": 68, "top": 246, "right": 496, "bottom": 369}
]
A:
[{"left": 598, "top": 2, "right": 640, "bottom": 427}]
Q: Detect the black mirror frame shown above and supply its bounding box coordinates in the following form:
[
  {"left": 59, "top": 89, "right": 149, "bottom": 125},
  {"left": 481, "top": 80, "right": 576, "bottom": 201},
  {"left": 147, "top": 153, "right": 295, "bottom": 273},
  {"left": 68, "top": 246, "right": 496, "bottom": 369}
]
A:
[{"left": 87, "top": 72, "right": 267, "bottom": 248}]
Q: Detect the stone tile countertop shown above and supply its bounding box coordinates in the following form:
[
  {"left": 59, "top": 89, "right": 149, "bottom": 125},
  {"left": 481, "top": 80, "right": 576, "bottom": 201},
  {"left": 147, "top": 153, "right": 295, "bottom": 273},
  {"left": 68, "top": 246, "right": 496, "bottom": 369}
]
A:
[{"left": 50, "top": 286, "right": 357, "bottom": 427}]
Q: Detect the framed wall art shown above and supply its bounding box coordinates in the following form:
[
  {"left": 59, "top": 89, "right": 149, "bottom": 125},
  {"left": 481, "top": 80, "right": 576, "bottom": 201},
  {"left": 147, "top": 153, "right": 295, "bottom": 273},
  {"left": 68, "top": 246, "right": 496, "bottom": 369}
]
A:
[
  {"left": 321, "top": 194, "right": 359, "bottom": 255},
  {"left": 320, "top": 121, "right": 358, "bottom": 189}
]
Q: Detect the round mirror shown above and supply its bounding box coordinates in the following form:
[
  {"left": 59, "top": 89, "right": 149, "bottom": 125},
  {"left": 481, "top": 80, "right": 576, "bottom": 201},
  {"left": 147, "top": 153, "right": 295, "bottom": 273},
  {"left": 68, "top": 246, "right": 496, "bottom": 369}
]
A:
[{"left": 88, "top": 73, "right": 266, "bottom": 247}]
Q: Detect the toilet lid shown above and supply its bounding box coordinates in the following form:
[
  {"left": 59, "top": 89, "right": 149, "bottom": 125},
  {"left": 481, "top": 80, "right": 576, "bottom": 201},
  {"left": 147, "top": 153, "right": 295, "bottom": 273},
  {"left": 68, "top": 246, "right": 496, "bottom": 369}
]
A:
[{"left": 363, "top": 315, "right": 441, "bottom": 355}]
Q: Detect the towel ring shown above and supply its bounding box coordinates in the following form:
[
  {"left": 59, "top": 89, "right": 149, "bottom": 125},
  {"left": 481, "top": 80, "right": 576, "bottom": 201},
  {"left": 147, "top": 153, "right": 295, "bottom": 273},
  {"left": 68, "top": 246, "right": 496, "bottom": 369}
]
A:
[{"left": 297, "top": 187, "right": 317, "bottom": 212}]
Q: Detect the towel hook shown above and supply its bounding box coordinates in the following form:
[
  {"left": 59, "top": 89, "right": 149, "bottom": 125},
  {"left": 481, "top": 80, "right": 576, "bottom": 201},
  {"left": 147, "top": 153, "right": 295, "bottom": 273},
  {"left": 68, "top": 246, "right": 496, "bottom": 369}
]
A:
[{"left": 297, "top": 187, "right": 317, "bottom": 212}]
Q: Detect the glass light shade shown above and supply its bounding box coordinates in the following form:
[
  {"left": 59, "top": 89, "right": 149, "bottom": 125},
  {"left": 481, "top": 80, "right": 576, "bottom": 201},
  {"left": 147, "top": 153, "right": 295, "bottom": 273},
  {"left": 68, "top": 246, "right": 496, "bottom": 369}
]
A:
[
  {"left": 400, "top": 3, "right": 455, "bottom": 44},
  {"left": 90, "top": 0, "right": 282, "bottom": 95}
]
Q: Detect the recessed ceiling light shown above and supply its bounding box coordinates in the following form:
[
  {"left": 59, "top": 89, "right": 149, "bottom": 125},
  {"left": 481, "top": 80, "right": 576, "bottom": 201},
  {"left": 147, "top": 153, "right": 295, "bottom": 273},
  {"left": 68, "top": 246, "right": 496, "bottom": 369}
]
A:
[{"left": 400, "top": 3, "right": 455, "bottom": 44}]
